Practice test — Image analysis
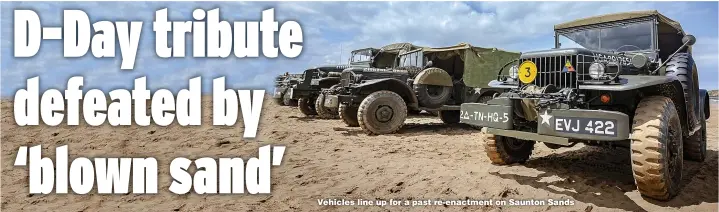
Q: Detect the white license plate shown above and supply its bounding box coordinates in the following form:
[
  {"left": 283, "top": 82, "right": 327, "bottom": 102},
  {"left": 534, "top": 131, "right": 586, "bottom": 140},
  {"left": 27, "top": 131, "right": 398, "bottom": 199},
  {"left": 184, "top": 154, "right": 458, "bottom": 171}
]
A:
[{"left": 552, "top": 117, "right": 617, "bottom": 137}]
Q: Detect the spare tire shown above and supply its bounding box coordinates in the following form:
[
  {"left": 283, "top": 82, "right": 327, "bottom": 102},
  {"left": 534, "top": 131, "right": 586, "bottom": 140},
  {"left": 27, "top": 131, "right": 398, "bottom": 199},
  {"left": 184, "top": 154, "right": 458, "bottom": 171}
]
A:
[{"left": 414, "top": 83, "right": 452, "bottom": 108}]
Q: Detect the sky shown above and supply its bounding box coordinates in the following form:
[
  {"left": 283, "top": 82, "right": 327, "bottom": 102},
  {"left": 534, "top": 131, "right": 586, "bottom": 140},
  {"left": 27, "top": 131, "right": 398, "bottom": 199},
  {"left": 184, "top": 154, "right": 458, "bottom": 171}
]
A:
[{"left": 2, "top": 1, "right": 718, "bottom": 97}]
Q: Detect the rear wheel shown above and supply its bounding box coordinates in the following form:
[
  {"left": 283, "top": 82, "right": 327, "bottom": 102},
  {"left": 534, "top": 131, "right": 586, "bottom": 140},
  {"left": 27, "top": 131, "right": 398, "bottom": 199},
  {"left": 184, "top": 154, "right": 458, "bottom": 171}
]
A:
[
  {"left": 484, "top": 134, "right": 534, "bottom": 165},
  {"left": 685, "top": 107, "right": 706, "bottom": 162},
  {"left": 339, "top": 104, "right": 359, "bottom": 127},
  {"left": 357, "top": 91, "right": 407, "bottom": 135},
  {"left": 315, "top": 93, "right": 338, "bottom": 119},
  {"left": 298, "top": 97, "right": 317, "bottom": 116},
  {"left": 439, "top": 110, "right": 460, "bottom": 124},
  {"left": 630, "top": 96, "right": 683, "bottom": 201}
]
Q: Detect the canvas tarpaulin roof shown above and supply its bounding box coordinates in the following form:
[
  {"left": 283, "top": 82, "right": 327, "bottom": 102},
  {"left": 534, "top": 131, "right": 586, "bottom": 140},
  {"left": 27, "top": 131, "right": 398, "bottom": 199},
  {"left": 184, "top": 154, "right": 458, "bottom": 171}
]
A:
[
  {"left": 418, "top": 43, "right": 520, "bottom": 89},
  {"left": 350, "top": 47, "right": 380, "bottom": 54},
  {"left": 554, "top": 10, "right": 684, "bottom": 34},
  {"left": 379, "top": 43, "right": 423, "bottom": 54}
]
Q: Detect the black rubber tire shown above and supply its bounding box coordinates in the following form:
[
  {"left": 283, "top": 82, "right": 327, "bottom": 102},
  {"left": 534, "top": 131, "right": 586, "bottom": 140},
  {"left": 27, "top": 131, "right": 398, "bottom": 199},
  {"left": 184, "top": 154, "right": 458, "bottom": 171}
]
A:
[
  {"left": 685, "top": 108, "right": 706, "bottom": 162},
  {"left": 315, "top": 93, "right": 338, "bottom": 119},
  {"left": 478, "top": 95, "right": 494, "bottom": 103},
  {"left": 298, "top": 97, "right": 317, "bottom": 116},
  {"left": 667, "top": 53, "right": 705, "bottom": 162},
  {"left": 339, "top": 104, "right": 359, "bottom": 127},
  {"left": 284, "top": 98, "right": 298, "bottom": 107},
  {"left": 439, "top": 110, "right": 460, "bottom": 124},
  {"left": 414, "top": 83, "right": 452, "bottom": 109},
  {"left": 630, "top": 96, "right": 683, "bottom": 201},
  {"left": 665, "top": 53, "right": 698, "bottom": 126},
  {"left": 358, "top": 91, "right": 407, "bottom": 135},
  {"left": 484, "top": 133, "right": 535, "bottom": 165}
]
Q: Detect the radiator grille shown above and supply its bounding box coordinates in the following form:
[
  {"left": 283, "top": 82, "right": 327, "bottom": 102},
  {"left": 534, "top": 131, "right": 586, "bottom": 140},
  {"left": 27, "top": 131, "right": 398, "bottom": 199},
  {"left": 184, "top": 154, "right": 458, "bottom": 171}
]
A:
[
  {"left": 340, "top": 71, "right": 353, "bottom": 87},
  {"left": 528, "top": 55, "right": 579, "bottom": 89},
  {"left": 508, "top": 53, "right": 620, "bottom": 89}
]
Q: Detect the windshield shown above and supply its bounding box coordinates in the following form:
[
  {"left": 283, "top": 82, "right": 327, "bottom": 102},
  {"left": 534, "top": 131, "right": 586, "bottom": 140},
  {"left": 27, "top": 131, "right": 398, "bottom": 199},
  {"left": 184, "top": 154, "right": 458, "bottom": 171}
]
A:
[
  {"left": 397, "top": 50, "right": 425, "bottom": 68},
  {"left": 557, "top": 21, "right": 654, "bottom": 52},
  {"left": 350, "top": 49, "right": 374, "bottom": 63}
]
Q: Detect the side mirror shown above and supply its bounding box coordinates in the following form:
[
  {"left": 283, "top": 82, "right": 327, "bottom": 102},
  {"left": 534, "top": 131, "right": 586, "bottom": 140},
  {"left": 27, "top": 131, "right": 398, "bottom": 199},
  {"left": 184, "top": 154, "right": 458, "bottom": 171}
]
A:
[
  {"left": 424, "top": 61, "right": 433, "bottom": 69},
  {"left": 683, "top": 34, "right": 696, "bottom": 46}
]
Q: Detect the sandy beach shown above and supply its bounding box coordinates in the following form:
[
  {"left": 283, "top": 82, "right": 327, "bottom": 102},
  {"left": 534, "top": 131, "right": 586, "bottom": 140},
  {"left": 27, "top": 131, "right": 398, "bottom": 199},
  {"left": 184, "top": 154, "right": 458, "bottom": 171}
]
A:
[{"left": 2, "top": 97, "right": 717, "bottom": 211}]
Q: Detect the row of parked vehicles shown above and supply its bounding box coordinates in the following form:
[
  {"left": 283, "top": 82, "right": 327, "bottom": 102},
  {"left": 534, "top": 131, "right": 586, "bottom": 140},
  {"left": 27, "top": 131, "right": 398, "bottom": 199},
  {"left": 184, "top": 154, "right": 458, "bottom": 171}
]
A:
[{"left": 271, "top": 11, "right": 710, "bottom": 201}]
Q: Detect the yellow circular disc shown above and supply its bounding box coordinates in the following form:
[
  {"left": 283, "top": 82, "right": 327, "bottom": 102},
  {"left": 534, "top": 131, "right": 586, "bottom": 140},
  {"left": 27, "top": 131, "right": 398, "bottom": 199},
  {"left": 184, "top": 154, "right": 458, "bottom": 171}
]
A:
[{"left": 518, "top": 61, "right": 537, "bottom": 84}]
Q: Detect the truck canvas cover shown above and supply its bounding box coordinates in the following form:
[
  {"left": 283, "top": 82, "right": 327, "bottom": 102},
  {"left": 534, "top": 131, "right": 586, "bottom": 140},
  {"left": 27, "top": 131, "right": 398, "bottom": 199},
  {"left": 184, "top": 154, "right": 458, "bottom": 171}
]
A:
[
  {"left": 554, "top": 10, "right": 684, "bottom": 35},
  {"left": 421, "top": 43, "right": 519, "bottom": 89}
]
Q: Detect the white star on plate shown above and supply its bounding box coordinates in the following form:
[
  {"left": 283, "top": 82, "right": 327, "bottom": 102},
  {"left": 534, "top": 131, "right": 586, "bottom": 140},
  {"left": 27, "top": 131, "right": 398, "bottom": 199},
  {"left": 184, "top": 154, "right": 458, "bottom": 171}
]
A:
[{"left": 539, "top": 110, "right": 552, "bottom": 126}]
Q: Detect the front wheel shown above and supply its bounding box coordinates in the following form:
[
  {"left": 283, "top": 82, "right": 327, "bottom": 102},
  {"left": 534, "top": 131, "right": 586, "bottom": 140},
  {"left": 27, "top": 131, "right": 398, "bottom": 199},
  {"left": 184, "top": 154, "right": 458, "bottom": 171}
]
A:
[
  {"left": 685, "top": 108, "right": 706, "bottom": 162},
  {"left": 339, "top": 104, "right": 359, "bottom": 127},
  {"left": 484, "top": 133, "right": 534, "bottom": 165},
  {"left": 357, "top": 91, "right": 407, "bottom": 135},
  {"left": 298, "top": 97, "right": 317, "bottom": 116},
  {"left": 439, "top": 110, "right": 460, "bottom": 124},
  {"left": 315, "top": 93, "right": 338, "bottom": 119},
  {"left": 630, "top": 96, "right": 683, "bottom": 201}
]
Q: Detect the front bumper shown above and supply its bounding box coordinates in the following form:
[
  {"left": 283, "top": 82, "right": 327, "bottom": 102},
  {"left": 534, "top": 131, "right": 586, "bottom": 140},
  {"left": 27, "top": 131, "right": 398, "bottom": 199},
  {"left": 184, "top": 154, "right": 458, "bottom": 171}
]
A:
[
  {"left": 272, "top": 87, "right": 284, "bottom": 99},
  {"left": 323, "top": 95, "right": 340, "bottom": 109},
  {"left": 460, "top": 102, "right": 630, "bottom": 141},
  {"left": 288, "top": 88, "right": 317, "bottom": 99}
]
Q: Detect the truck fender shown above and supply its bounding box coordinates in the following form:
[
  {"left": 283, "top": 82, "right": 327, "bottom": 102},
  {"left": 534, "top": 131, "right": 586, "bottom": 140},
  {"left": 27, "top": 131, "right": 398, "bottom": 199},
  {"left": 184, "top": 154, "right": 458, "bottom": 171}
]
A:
[
  {"left": 413, "top": 68, "right": 453, "bottom": 87},
  {"left": 317, "top": 77, "right": 340, "bottom": 88},
  {"left": 356, "top": 78, "right": 418, "bottom": 108},
  {"left": 639, "top": 80, "right": 691, "bottom": 136},
  {"left": 466, "top": 88, "right": 504, "bottom": 103}
]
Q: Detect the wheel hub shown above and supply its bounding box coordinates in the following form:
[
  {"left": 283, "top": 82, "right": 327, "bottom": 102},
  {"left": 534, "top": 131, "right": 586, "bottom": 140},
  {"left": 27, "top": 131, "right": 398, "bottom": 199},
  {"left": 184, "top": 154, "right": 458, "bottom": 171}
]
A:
[
  {"left": 427, "top": 85, "right": 442, "bottom": 97},
  {"left": 375, "top": 105, "right": 394, "bottom": 123}
]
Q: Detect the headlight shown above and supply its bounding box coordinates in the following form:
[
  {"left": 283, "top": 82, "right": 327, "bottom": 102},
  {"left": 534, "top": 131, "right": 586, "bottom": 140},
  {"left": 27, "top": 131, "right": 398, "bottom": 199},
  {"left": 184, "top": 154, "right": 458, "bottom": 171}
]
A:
[
  {"left": 589, "top": 62, "right": 605, "bottom": 79},
  {"left": 509, "top": 65, "right": 519, "bottom": 79}
]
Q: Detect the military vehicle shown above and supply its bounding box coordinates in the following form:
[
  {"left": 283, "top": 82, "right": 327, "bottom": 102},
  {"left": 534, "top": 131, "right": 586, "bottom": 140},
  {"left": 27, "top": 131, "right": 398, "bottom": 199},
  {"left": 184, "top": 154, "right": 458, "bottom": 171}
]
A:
[
  {"left": 271, "top": 47, "right": 377, "bottom": 108},
  {"left": 458, "top": 11, "right": 710, "bottom": 201},
  {"left": 324, "top": 43, "right": 519, "bottom": 134},
  {"left": 272, "top": 73, "right": 303, "bottom": 106},
  {"left": 282, "top": 43, "right": 421, "bottom": 116}
]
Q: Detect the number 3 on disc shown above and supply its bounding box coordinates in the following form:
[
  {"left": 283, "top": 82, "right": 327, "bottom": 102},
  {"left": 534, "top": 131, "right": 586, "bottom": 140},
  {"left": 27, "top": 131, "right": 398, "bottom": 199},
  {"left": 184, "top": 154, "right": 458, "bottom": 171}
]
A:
[{"left": 518, "top": 61, "right": 537, "bottom": 84}]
